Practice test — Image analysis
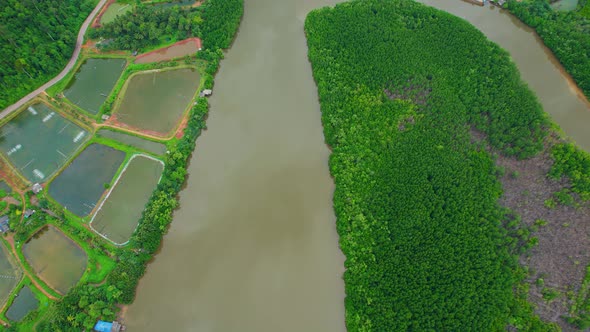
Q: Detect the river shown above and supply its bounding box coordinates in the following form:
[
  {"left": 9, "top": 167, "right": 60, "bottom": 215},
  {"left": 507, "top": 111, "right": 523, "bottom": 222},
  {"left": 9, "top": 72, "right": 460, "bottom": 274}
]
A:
[{"left": 124, "top": 1, "right": 590, "bottom": 331}]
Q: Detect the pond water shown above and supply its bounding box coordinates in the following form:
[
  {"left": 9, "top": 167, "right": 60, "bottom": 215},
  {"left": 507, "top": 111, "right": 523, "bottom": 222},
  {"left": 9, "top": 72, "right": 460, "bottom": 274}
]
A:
[
  {"left": 0, "top": 181, "right": 12, "bottom": 194},
  {"left": 91, "top": 155, "right": 164, "bottom": 245},
  {"left": 114, "top": 68, "right": 200, "bottom": 134},
  {"left": 0, "top": 243, "right": 19, "bottom": 306},
  {"left": 125, "top": 0, "right": 590, "bottom": 331},
  {"left": 0, "top": 103, "right": 89, "bottom": 183},
  {"left": 23, "top": 226, "right": 87, "bottom": 294},
  {"left": 5, "top": 286, "right": 39, "bottom": 322},
  {"left": 100, "top": 3, "right": 134, "bottom": 24},
  {"left": 49, "top": 144, "right": 126, "bottom": 216},
  {"left": 97, "top": 129, "right": 167, "bottom": 155},
  {"left": 64, "top": 58, "right": 126, "bottom": 115},
  {"left": 153, "top": 0, "right": 198, "bottom": 9},
  {"left": 135, "top": 39, "right": 201, "bottom": 64},
  {"left": 551, "top": 0, "right": 579, "bottom": 11}
]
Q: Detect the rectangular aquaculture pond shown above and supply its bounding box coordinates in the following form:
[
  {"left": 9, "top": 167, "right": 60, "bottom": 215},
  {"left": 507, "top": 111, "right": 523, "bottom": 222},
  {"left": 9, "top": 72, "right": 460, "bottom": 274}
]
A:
[
  {"left": 114, "top": 68, "right": 200, "bottom": 134},
  {"left": 64, "top": 58, "right": 126, "bottom": 114},
  {"left": 153, "top": 0, "right": 198, "bottom": 8},
  {"left": 0, "top": 103, "right": 89, "bottom": 182},
  {"left": 5, "top": 286, "right": 39, "bottom": 322},
  {"left": 48, "top": 144, "right": 126, "bottom": 216},
  {"left": 23, "top": 226, "right": 87, "bottom": 295},
  {"left": 0, "top": 181, "right": 12, "bottom": 194},
  {"left": 0, "top": 243, "right": 19, "bottom": 306},
  {"left": 97, "top": 129, "right": 167, "bottom": 155},
  {"left": 100, "top": 3, "right": 134, "bottom": 24},
  {"left": 91, "top": 155, "right": 164, "bottom": 245}
]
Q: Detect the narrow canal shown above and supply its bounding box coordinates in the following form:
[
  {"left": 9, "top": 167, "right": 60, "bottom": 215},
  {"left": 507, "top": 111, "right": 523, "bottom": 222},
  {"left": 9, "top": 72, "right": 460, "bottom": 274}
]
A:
[{"left": 125, "top": 1, "right": 590, "bottom": 331}]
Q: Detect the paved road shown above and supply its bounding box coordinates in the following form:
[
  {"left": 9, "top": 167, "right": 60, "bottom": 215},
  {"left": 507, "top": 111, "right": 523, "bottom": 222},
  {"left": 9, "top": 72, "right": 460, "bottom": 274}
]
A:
[{"left": 0, "top": 0, "right": 108, "bottom": 119}]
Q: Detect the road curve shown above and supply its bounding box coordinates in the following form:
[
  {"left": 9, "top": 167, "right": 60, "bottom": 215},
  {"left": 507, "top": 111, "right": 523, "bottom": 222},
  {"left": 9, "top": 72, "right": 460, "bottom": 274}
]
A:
[{"left": 0, "top": 0, "right": 109, "bottom": 119}]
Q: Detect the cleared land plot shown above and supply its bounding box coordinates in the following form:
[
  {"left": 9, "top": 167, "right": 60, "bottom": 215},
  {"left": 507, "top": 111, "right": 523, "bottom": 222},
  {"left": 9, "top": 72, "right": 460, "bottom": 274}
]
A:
[
  {"left": 49, "top": 144, "right": 126, "bottom": 217},
  {"left": 100, "top": 3, "right": 134, "bottom": 24},
  {"left": 5, "top": 286, "right": 39, "bottom": 322},
  {"left": 23, "top": 226, "right": 87, "bottom": 294},
  {"left": 114, "top": 68, "right": 200, "bottom": 134},
  {"left": 91, "top": 155, "right": 164, "bottom": 244},
  {"left": 0, "top": 103, "right": 88, "bottom": 183},
  {"left": 64, "top": 58, "right": 126, "bottom": 114},
  {"left": 135, "top": 38, "right": 201, "bottom": 64},
  {"left": 0, "top": 244, "right": 19, "bottom": 307},
  {"left": 98, "top": 129, "right": 167, "bottom": 155}
]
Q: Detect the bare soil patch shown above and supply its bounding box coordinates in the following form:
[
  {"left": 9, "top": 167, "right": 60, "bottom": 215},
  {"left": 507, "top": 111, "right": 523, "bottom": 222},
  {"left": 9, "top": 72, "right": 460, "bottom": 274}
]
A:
[{"left": 483, "top": 131, "right": 590, "bottom": 330}]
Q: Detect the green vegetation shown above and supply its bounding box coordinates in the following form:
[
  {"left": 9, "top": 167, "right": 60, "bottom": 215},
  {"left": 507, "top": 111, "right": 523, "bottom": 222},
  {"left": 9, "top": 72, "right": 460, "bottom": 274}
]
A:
[
  {"left": 89, "top": 5, "right": 202, "bottom": 51},
  {"left": 507, "top": 0, "right": 590, "bottom": 99},
  {"left": 306, "top": 0, "right": 555, "bottom": 330},
  {"left": 549, "top": 142, "right": 590, "bottom": 201},
  {"left": 21, "top": 0, "right": 244, "bottom": 330},
  {"left": 0, "top": 0, "right": 97, "bottom": 109},
  {"left": 201, "top": 0, "right": 244, "bottom": 50}
]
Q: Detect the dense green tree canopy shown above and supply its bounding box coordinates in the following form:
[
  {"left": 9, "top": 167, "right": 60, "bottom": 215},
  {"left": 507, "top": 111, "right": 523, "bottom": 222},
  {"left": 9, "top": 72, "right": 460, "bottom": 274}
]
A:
[
  {"left": 507, "top": 0, "right": 590, "bottom": 99},
  {"left": 306, "top": 0, "right": 553, "bottom": 330},
  {"left": 0, "top": 0, "right": 96, "bottom": 109},
  {"left": 89, "top": 5, "right": 202, "bottom": 51}
]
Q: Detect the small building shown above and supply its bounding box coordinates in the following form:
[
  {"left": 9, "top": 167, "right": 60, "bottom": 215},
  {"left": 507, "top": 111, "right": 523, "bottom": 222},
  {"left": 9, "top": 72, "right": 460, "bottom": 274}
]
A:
[
  {"left": 31, "top": 183, "right": 42, "bottom": 194},
  {"left": 0, "top": 216, "right": 9, "bottom": 233},
  {"left": 101, "top": 114, "right": 110, "bottom": 121},
  {"left": 24, "top": 209, "right": 35, "bottom": 219},
  {"left": 94, "top": 320, "right": 125, "bottom": 332},
  {"left": 199, "top": 89, "right": 213, "bottom": 97}
]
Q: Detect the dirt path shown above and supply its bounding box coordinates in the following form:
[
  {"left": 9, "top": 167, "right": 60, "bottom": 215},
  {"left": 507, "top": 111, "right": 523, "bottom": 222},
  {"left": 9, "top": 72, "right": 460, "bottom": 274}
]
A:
[{"left": 0, "top": 0, "right": 109, "bottom": 119}]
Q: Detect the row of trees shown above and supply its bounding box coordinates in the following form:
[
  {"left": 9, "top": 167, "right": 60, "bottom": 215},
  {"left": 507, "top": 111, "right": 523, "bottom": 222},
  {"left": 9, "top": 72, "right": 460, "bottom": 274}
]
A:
[
  {"left": 0, "top": 0, "right": 96, "bottom": 109},
  {"left": 28, "top": 1, "right": 243, "bottom": 330},
  {"left": 507, "top": 0, "right": 590, "bottom": 99},
  {"left": 306, "top": 0, "right": 554, "bottom": 330},
  {"left": 89, "top": 5, "right": 202, "bottom": 51}
]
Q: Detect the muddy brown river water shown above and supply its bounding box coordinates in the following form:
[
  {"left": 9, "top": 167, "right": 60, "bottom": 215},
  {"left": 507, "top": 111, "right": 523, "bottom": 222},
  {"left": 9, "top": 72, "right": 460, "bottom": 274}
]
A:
[{"left": 125, "top": 1, "right": 590, "bottom": 331}]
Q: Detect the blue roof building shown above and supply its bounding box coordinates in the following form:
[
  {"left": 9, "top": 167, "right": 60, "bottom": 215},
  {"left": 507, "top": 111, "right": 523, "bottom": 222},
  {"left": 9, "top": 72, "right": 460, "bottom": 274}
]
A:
[
  {"left": 0, "top": 216, "right": 9, "bottom": 233},
  {"left": 94, "top": 320, "right": 124, "bottom": 332}
]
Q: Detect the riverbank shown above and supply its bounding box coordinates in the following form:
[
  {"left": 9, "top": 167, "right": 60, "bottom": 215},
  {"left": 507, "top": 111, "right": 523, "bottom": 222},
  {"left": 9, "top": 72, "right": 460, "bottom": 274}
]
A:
[
  {"left": 506, "top": 0, "right": 590, "bottom": 100},
  {"left": 306, "top": 0, "right": 590, "bottom": 330},
  {"left": 0, "top": 1, "right": 244, "bottom": 329}
]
